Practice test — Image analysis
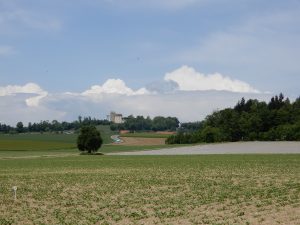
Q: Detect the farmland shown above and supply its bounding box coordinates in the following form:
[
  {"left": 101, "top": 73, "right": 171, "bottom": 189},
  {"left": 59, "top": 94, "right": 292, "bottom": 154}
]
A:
[
  {"left": 117, "top": 132, "right": 171, "bottom": 146},
  {"left": 1, "top": 154, "right": 300, "bottom": 224},
  {"left": 0, "top": 133, "right": 76, "bottom": 151},
  {"left": 0, "top": 131, "right": 184, "bottom": 159},
  {"left": 120, "top": 132, "right": 172, "bottom": 139},
  {"left": 0, "top": 144, "right": 188, "bottom": 159},
  {"left": 1, "top": 129, "right": 300, "bottom": 224},
  {"left": 0, "top": 125, "right": 115, "bottom": 152}
]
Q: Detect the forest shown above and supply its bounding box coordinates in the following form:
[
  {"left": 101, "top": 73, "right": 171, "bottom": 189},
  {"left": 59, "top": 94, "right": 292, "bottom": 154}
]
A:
[{"left": 167, "top": 94, "right": 300, "bottom": 144}]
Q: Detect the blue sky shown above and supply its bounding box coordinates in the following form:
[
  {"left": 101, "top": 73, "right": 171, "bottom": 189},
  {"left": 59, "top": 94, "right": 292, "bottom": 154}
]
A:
[{"left": 1, "top": 0, "right": 300, "bottom": 124}]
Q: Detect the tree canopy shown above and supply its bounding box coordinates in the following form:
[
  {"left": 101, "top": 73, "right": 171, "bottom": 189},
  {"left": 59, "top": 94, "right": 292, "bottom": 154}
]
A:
[
  {"left": 77, "top": 126, "right": 103, "bottom": 154},
  {"left": 0, "top": 117, "right": 110, "bottom": 134},
  {"left": 167, "top": 94, "right": 300, "bottom": 144},
  {"left": 110, "top": 115, "right": 179, "bottom": 132}
]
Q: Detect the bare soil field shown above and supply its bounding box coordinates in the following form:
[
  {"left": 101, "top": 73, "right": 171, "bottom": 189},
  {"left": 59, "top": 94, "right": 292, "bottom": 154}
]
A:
[
  {"left": 109, "top": 141, "right": 300, "bottom": 155},
  {"left": 1, "top": 155, "right": 299, "bottom": 225},
  {"left": 112, "top": 137, "right": 166, "bottom": 146}
]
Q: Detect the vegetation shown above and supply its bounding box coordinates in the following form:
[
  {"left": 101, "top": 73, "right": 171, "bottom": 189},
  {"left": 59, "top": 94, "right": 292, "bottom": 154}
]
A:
[
  {"left": 111, "top": 115, "right": 179, "bottom": 132},
  {"left": 0, "top": 133, "right": 77, "bottom": 151},
  {"left": 0, "top": 125, "right": 115, "bottom": 152},
  {"left": 0, "top": 145, "right": 187, "bottom": 159},
  {"left": 167, "top": 94, "right": 300, "bottom": 144},
  {"left": 77, "top": 126, "right": 103, "bottom": 154},
  {"left": 0, "top": 116, "right": 110, "bottom": 134},
  {"left": 0, "top": 154, "right": 299, "bottom": 224},
  {"left": 179, "top": 121, "right": 203, "bottom": 132},
  {"left": 95, "top": 125, "right": 117, "bottom": 144},
  {"left": 0, "top": 144, "right": 190, "bottom": 159}
]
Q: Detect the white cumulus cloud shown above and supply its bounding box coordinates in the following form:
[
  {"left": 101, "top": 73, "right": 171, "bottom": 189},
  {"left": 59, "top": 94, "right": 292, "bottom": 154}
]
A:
[
  {"left": 164, "top": 66, "right": 260, "bottom": 93},
  {"left": 82, "top": 79, "right": 150, "bottom": 99},
  {"left": 0, "top": 83, "right": 48, "bottom": 107},
  {"left": 0, "top": 68, "right": 267, "bottom": 125}
]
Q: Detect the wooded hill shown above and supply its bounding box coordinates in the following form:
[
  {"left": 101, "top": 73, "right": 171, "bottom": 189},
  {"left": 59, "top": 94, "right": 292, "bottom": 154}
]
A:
[{"left": 167, "top": 94, "right": 300, "bottom": 144}]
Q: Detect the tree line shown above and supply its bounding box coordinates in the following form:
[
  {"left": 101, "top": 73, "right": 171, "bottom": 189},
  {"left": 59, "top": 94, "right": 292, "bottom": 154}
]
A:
[
  {"left": 167, "top": 94, "right": 300, "bottom": 144},
  {"left": 110, "top": 115, "right": 179, "bottom": 132},
  {"left": 0, "top": 116, "right": 110, "bottom": 134}
]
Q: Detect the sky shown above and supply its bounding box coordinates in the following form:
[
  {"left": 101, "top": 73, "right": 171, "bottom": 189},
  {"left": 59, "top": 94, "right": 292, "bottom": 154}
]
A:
[{"left": 0, "top": 0, "right": 300, "bottom": 125}]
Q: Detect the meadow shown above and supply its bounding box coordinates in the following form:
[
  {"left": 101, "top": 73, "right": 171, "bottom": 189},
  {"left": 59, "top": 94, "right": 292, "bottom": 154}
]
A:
[
  {"left": 0, "top": 125, "right": 115, "bottom": 152},
  {"left": 0, "top": 133, "right": 77, "bottom": 151},
  {"left": 0, "top": 126, "right": 177, "bottom": 155},
  {"left": 0, "top": 125, "right": 176, "bottom": 158},
  {"left": 0, "top": 144, "right": 188, "bottom": 159},
  {"left": 0, "top": 154, "right": 299, "bottom": 225}
]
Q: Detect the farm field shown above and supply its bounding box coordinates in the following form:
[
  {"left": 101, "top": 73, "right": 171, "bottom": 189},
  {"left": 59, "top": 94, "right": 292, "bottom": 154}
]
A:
[
  {"left": 120, "top": 132, "right": 172, "bottom": 139},
  {"left": 0, "top": 133, "right": 77, "bottom": 151},
  {"left": 0, "top": 154, "right": 300, "bottom": 225},
  {"left": 0, "top": 144, "right": 188, "bottom": 159},
  {"left": 0, "top": 125, "right": 178, "bottom": 158},
  {"left": 117, "top": 131, "right": 172, "bottom": 146},
  {"left": 95, "top": 125, "right": 118, "bottom": 144},
  {"left": 116, "top": 137, "right": 166, "bottom": 146},
  {"left": 0, "top": 125, "right": 116, "bottom": 151}
]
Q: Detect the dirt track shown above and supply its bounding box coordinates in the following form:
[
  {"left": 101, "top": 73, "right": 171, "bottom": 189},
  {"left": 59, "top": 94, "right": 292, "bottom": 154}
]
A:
[{"left": 108, "top": 141, "right": 300, "bottom": 155}]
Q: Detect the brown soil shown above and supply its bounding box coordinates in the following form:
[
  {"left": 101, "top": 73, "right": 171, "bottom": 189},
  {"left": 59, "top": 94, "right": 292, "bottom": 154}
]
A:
[
  {"left": 114, "top": 137, "right": 166, "bottom": 146},
  {"left": 155, "top": 131, "right": 176, "bottom": 135}
]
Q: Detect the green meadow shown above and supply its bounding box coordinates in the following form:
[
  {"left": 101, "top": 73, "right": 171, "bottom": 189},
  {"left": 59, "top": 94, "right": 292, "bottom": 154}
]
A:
[
  {"left": 0, "top": 133, "right": 76, "bottom": 151},
  {"left": 0, "top": 125, "right": 115, "bottom": 152}
]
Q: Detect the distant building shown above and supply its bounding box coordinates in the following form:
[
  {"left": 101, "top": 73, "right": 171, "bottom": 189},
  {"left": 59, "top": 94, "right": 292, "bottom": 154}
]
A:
[{"left": 109, "top": 111, "right": 124, "bottom": 124}]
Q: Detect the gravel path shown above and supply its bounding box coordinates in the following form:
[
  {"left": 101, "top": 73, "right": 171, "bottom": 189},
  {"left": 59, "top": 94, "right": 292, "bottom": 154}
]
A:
[{"left": 108, "top": 141, "right": 300, "bottom": 155}]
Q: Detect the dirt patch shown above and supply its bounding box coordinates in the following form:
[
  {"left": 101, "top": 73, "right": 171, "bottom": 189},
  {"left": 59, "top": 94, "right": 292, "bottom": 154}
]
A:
[
  {"left": 114, "top": 137, "right": 166, "bottom": 146},
  {"left": 156, "top": 131, "right": 176, "bottom": 135},
  {"left": 186, "top": 201, "right": 300, "bottom": 225}
]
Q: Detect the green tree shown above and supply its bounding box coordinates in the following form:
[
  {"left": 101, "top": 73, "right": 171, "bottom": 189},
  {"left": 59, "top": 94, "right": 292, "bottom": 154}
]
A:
[
  {"left": 200, "top": 126, "right": 223, "bottom": 143},
  {"left": 16, "top": 122, "right": 24, "bottom": 133},
  {"left": 77, "top": 126, "right": 103, "bottom": 154}
]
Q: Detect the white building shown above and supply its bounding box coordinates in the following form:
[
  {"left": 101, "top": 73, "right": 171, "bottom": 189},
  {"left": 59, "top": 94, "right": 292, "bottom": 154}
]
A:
[{"left": 110, "top": 111, "right": 124, "bottom": 124}]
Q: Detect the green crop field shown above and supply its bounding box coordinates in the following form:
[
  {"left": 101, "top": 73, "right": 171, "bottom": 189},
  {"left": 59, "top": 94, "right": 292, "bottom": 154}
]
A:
[
  {"left": 96, "top": 125, "right": 117, "bottom": 144},
  {"left": 0, "top": 125, "right": 116, "bottom": 152},
  {"left": 120, "top": 132, "right": 171, "bottom": 138},
  {"left": 0, "top": 154, "right": 299, "bottom": 225},
  {"left": 0, "top": 133, "right": 77, "bottom": 151},
  {"left": 0, "top": 144, "right": 187, "bottom": 159}
]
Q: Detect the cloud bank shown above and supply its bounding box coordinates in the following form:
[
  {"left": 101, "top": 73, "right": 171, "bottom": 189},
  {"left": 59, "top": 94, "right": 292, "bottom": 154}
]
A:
[
  {"left": 164, "top": 66, "right": 260, "bottom": 93},
  {"left": 82, "top": 79, "right": 150, "bottom": 99},
  {"left": 0, "top": 66, "right": 269, "bottom": 125},
  {"left": 0, "top": 83, "right": 48, "bottom": 107}
]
